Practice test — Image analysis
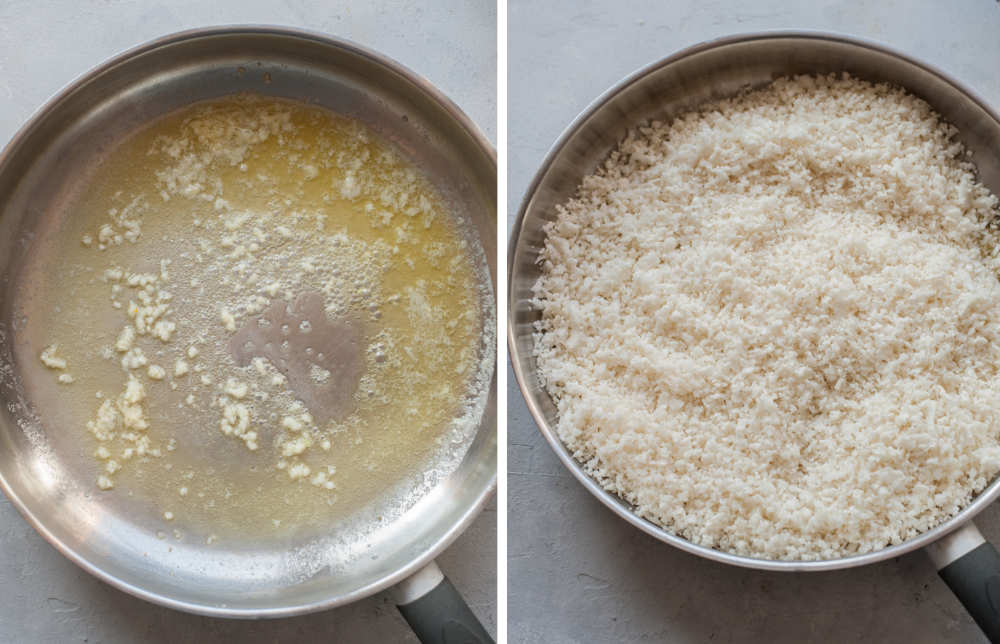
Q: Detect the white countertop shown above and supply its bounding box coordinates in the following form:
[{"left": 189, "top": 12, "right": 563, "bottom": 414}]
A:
[
  {"left": 0, "top": 1, "right": 496, "bottom": 642},
  {"left": 508, "top": 0, "right": 1000, "bottom": 642}
]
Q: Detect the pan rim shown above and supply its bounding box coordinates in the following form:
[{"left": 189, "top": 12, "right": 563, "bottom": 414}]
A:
[
  {"left": 0, "top": 24, "right": 497, "bottom": 618},
  {"left": 507, "top": 28, "right": 1000, "bottom": 572}
]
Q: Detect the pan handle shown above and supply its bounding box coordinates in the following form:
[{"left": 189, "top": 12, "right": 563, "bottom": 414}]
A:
[
  {"left": 394, "top": 560, "right": 494, "bottom": 644},
  {"left": 926, "top": 521, "right": 1000, "bottom": 642}
]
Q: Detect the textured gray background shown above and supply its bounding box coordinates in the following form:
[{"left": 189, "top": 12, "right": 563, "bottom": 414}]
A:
[
  {"left": 508, "top": 1, "right": 1000, "bottom": 643},
  {"left": 0, "top": 1, "right": 495, "bottom": 643}
]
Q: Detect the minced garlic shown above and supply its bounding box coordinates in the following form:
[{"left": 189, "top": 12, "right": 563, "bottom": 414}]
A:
[
  {"left": 219, "top": 402, "right": 257, "bottom": 450},
  {"left": 39, "top": 345, "right": 68, "bottom": 370}
]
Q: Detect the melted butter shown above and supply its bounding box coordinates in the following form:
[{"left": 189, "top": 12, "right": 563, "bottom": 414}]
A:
[{"left": 24, "top": 95, "right": 487, "bottom": 541}]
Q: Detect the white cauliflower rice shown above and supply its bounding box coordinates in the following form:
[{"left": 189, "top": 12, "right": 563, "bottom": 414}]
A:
[{"left": 533, "top": 73, "right": 1000, "bottom": 560}]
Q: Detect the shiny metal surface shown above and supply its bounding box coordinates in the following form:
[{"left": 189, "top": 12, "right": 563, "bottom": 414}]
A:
[
  {"left": 0, "top": 27, "right": 496, "bottom": 616},
  {"left": 508, "top": 31, "right": 1000, "bottom": 572}
]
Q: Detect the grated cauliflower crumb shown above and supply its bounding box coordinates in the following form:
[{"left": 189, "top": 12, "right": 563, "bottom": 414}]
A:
[{"left": 534, "top": 74, "right": 1000, "bottom": 561}]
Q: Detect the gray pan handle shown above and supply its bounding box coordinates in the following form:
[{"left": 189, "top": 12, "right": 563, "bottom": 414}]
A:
[
  {"left": 926, "top": 522, "right": 1000, "bottom": 642},
  {"left": 394, "top": 561, "right": 494, "bottom": 644}
]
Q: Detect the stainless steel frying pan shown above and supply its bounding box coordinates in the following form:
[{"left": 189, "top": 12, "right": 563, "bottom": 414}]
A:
[
  {"left": 508, "top": 32, "right": 1000, "bottom": 641},
  {"left": 0, "top": 27, "right": 496, "bottom": 642}
]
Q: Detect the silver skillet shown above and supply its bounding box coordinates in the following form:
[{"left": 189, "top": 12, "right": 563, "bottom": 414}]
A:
[
  {"left": 508, "top": 31, "right": 1000, "bottom": 640},
  {"left": 0, "top": 26, "right": 496, "bottom": 642}
]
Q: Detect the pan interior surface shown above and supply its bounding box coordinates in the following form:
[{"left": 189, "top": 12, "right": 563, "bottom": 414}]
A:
[
  {"left": 509, "top": 33, "right": 1000, "bottom": 571},
  {"left": 0, "top": 29, "right": 496, "bottom": 615}
]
